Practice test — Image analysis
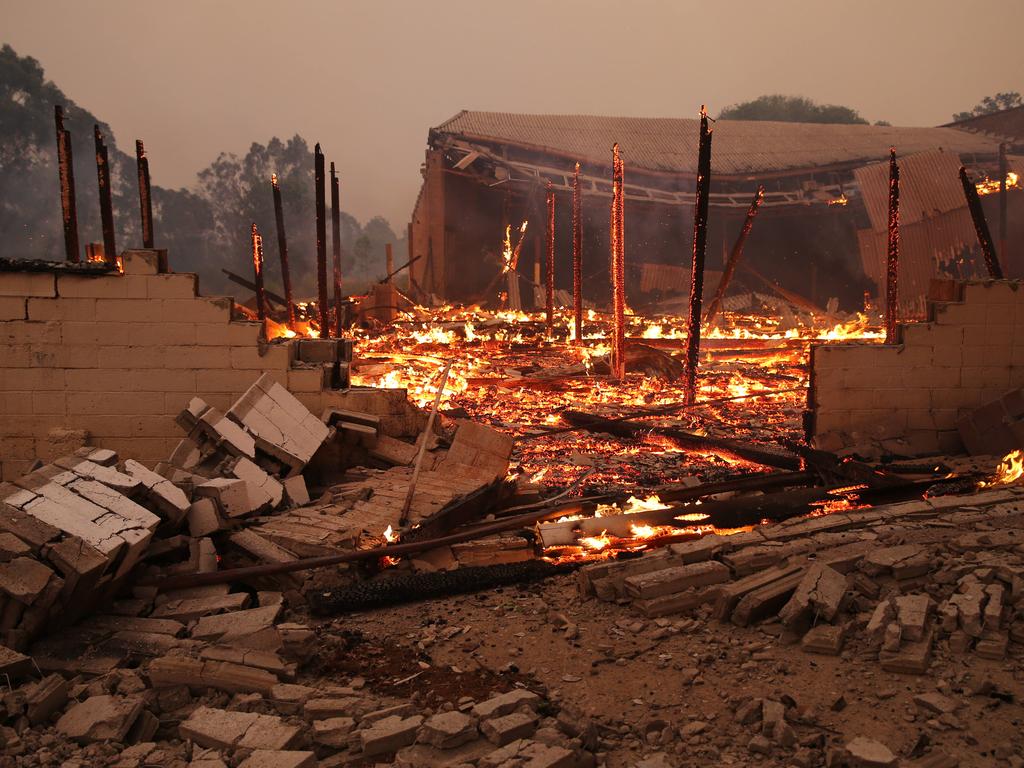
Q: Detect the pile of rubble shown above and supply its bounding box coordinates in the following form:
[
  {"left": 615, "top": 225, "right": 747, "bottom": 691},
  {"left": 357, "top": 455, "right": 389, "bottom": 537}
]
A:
[{"left": 579, "top": 484, "right": 1024, "bottom": 671}]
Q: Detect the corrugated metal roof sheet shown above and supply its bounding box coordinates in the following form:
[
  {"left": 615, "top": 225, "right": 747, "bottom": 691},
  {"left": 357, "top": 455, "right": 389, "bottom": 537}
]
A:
[
  {"left": 854, "top": 149, "right": 967, "bottom": 231},
  {"left": 432, "top": 111, "right": 1003, "bottom": 177}
]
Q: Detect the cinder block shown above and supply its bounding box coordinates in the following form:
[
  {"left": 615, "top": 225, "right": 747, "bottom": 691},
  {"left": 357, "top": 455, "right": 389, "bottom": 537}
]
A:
[
  {"left": 164, "top": 345, "right": 232, "bottom": 369},
  {"left": 27, "top": 297, "right": 96, "bottom": 322},
  {"left": 32, "top": 392, "right": 66, "bottom": 415},
  {"left": 146, "top": 274, "right": 197, "bottom": 299},
  {"left": 130, "top": 369, "right": 197, "bottom": 393},
  {"left": 121, "top": 250, "right": 161, "bottom": 275},
  {"left": 0, "top": 393, "right": 33, "bottom": 415},
  {"left": 127, "top": 323, "right": 196, "bottom": 346},
  {"left": 0, "top": 321, "right": 61, "bottom": 345},
  {"left": 0, "top": 273, "right": 56, "bottom": 298},
  {"left": 0, "top": 460, "right": 34, "bottom": 481},
  {"left": 28, "top": 343, "right": 97, "bottom": 369},
  {"left": 67, "top": 392, "right": 165, "bottom": 416},
  {"left": 963, "top": 324, "right": 997, "bottom": 348},
  {"left": 934, "top": 301, "right": 985, "bottom": 326},
  {"left": 288, "top": 366, "right": 328, "bottom": 393},
  {"left": 0, "top": 344, "right": 31, "bottom": 367},
  {"left": 961, "top": 366, "right": 1008, "bottom": 389},
  {"left": 293, "top": 392, "right": 323, "bottom": 416},
  {"left": 162, "top": 298, "right": 232, "bottom": 324},
  {"left": 95, "top": 298, "right": 163, "bottom": 323},
  {"left": 66, "top": 369, "right": 132, "bottom": 392},
  {"left": 195, "top": 369, "right": 263, "bottom": 393},
  {"left": 962, "top": 345, "right": 986, "bottom": 367},
  {"left": 0, "top": 368, "right": 66, "bottom": 391},
  {"left": 0, "top": 414, "right": 65, "bottom": 437},
  {"left": 0, "top": 297, "right": 26, "bottom": 321},
  {"left": 194, "top": 322, "right": 262, "bottom": 346},
  {"left": 894, "top": 344, "right": 933, "bottom": 367},
  {"left": 872, "top": 388, "right": 926, "bottom": 410},
  {"left": 57, "top": 274, "right": 147, "bottom": 299},
  {"left": 97, "top": 346, "right": 166, "bottom": 369},
  {"left": 926, "top": 367, "right": 961, "bottom": 389},
  {"left": 965, "top": 281, "right": 1021, "bottom": 305},
  {"left": 229, "top": 345, "right": 291, "bottom": 370},
  {"left": 0, "top": 436, "right": 36, "bottom": 459}
]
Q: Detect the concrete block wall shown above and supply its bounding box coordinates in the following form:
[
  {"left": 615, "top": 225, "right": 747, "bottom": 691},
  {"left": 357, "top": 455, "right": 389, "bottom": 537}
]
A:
[
  {"left": 0, "top": 251, "right": 338, "bottom": 480},
  {"left": 808, "top": 280, "right": 1024, "bottom": 455}
]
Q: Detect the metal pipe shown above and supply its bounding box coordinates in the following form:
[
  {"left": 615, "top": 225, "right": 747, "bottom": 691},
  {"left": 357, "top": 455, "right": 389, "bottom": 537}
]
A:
[
  {"left": 572, "top": 162, "right": 583, "bottom": 344},
  {"left": 271, "top": 173, "right": 297, "bottom": 326},
  {"left": 885, "top": 149, "right": 900, "bottom": 343},
  {"left": 545, "top": 181, "right": 555, "bottom": 335},
  {"left": 314, "top": 143, "right": 329, "bottom": 336},
  {"left": 135, "top": 139, "right": 154, "bottom": 248},
  {"left": 683, "top": 107, "right": 713, "bottom": 405},
  {"left": 94, "top": 125, "right": 117, "bottom": 263},
  {"left": 54, "top": 106, "right": 80, "bottom": 263},
  {"left": 959, "top": 165, "right": 1004, "bottom": 279},
  {"left": 330, "top": 161, "right": 343, "bottom": 338},
  {"left": 704, "top": 184, "right": 764, "bottom": 326}
]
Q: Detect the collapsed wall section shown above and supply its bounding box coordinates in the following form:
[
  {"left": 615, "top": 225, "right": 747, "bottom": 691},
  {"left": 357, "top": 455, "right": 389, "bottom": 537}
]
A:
[
  {"left": 0, "top": 252, "right": 330, "bottom": 480},
  {"left": 808, "top": 280, "right": 1024, "bottom": 455}
]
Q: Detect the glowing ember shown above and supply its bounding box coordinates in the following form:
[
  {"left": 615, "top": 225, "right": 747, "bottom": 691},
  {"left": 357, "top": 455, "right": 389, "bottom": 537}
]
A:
[{"left": 975, "top": 171, "right": 1020, "bottom": 196}]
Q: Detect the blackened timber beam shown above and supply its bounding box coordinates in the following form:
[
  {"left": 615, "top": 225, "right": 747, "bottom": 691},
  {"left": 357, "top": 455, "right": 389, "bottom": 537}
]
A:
[
  {"left": 546, "top": 181, "right": 555, "bottom": 335},
  {"left": 271, "top": 173, "right": 297, "bottom": 326},
  {"left": 54, "top": 106, "right": 80, "bottom": 263},
  {"left": 330, "top": 161, "right": 343, "bottom": 338},
  {"left": 251, "top": 223, "right": 267, "bottom": 332},
  {"left": 960, "top": 165, "right": 1004, "bottom": 279},
  {"left": 94, "top": 125, "right": 117, "bottom": 263},
  {"left": 704, "top": 185, "right": 764, "bottom": 326},
  {"left": 315, "top": 143, "right": 329, "bottom": 336},
  {"left": 885, "top": 149, "right": 900, "bottom": 343},
  {"left": 135, "top": 139, "right": 154, "bottom": 248},
  {"left": 683, "top": 107, "right": 713, "bottom": 405},
  {"left": 572, "top": 162, "right": 583, "bottom": 344}
]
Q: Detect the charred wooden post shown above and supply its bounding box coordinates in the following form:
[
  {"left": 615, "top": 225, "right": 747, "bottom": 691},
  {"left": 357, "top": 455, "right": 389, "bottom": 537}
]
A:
[
  {"left": 271, "top": 173, "right": 297, "bottom": 326},
  {"left": 572, "top": 162, "right": 583, "bottom": 343},
  {"left": 385, "top": 242, "right": 394, "bottom": 283},
  {"left": 135, "top": 139, "right": 154, "bottom": 248},
  {"left": 314, "top": 144, "right": 329, "bottom": 336},
  {"left": 250, "top": 223, "right": 267, "bottom": 332},
  {"left": 704, "top": 184, "right": 764, "bottom": 326},
  {"left": 54, "top": 106, "right": 80, "bottom": 263},
  {"left": 960, "top": 165, "right": 1004, "bottom": 279},
  {"left": 93, "top": 125, "right": 117, "bottom": 264},
  {"left": 330, "top": 162, "right": 343, "bottom": 338},
  {"left": 545, "top": 181, "right": 556, "bottom": 335},
  {"left": 610, "top": 145, "right": 626, "bottom": 379},
  {"left": 885, "top": 149, "right": 901, "bottom": 343},
  {"left": 999, "top": 143, "right": 1009, "bottom": 274},
  {"left": 683, "top": 107, "right": 713, "bottom": 405}
]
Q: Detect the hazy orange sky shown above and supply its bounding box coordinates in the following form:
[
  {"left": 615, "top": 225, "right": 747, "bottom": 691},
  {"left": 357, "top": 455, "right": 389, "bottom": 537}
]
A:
[{"left": 4, "top": 0, "right": 1022, "bottom": 228}]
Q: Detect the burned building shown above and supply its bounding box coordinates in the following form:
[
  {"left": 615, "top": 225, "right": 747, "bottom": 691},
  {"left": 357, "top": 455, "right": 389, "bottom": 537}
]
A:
[{"left": 409, "top": 111, "right": 1022, "bottom": 315}]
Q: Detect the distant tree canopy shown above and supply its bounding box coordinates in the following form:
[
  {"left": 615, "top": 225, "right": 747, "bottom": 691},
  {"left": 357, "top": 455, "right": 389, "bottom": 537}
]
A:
[
  {"left": 952, "top": 91, "right": 1022, "bottom": 122},
  {"left": 718, "top": 95, "right": 869, "bottom": 124},
  {"left": 0, "top": 43, "right": 403, "bottom": 295}
]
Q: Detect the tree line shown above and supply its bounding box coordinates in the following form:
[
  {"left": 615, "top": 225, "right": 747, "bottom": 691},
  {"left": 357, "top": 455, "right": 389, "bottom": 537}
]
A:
[{"left": 0, "top": 44, "right": 404, "bottom": 296}]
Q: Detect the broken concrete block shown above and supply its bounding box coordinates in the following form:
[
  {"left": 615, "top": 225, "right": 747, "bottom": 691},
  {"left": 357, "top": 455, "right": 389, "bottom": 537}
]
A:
[
  {"left": 913, "top": 692, "right": 958, "bottom": 715},
  {"left": 179, "top": 706, "right": 300, "bottom": 751},
  {"left": 25, "top": 673, "right": 68, "bottom": 725},
  {"left": 312, "top": 716, "right": 356, "bottom": 748},
  {"left": 360, "top": 714, "right": 424, "bottom": 756},
  {"left": 230, "top": 458, "right": 284, "bottom": 510},
  {"left": 236, "top": 750, "right": 316, "bottom": 768},
  {"left": 480, "top": 711, "right": 537, "bottom": 746},
  {"left": 0, "top": 644, "right": 32, "bottom": 678},
  {"left": 778, "top": 563, "right": 847, "bottom": 627},
  {"left": 122, "top": 460, "right": 190, "bottom": 524},
  {"left": 281, "top": 475, "right": 309, "bottom": 507},
  {"left": 187, "top": 498, "right": 223, "bottom": 538},
  {"left": 418, "top": 710, "right": 478, "bottom": 749},
  {"left": 472, "top": 689, "right": 542, "bottom": 720},
  {"left": 195, "top": 478, "right": 254, "bottom": 519},
  {"left": 949, "top": 587, "right": 985, "bottom": 637},
  {"left": 801, "top": 624, "right": 845, "bottom": 655},
  {"left": 478, "top": 738, "right": 575, "bottom": 768},
  {"left": 894, "top": 593, "right": 934, "bottom": 642},
  {"left": 866, "top": 600, "right": 895, "bottom": 647},
  {"left": 190, "top": 604, "right": 282, "bottom": 650},
  {"left": 623, "top": 560, "right": 731, "bottom": 600},
  {"left": 844, "top": 736, "right": 897, "bottom": 767},
  {"left": 56, "top": 694, "right": 143, "bottom": 744}
]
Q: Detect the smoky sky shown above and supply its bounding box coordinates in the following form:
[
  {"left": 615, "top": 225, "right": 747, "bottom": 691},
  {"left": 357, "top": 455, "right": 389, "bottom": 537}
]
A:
[{"left": 3, "top": 0, "right": 1022, "bottom": 228}]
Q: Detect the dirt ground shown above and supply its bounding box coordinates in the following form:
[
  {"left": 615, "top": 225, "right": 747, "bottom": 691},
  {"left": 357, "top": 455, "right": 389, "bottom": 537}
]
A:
[{"left": 329, "top": 574, "right": 1024, "bottom": 767}]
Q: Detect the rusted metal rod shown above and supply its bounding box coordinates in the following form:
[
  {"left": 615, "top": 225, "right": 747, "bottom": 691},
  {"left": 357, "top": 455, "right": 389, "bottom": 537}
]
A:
[
  {"left": 330, "top": 162, "right": 343, "bottom": 338},
  {"left": 683, "top": 107, "right": 713, "bottom": 405},
  {"left": 378, "top": 255, "right": 422, "bottom": 284},
  {"left": 885, "top": 149, "right": 900, "bottom": 343},
  {"left": 399, "top": 361, "right": 454, "bottom": 527},
  {"left": 572, "top": 162, "right": 583, "bottom": 344},
  {"left": 93, "top": 125, "right": 117, "bottom": 263},
  {"left": 960, "top": 165, "right": 1004, "bottom": 279},
  {"left": 271, "top": 173, "right": 297, "bottom": 326},
  {"left": 545, "top": 181, "right": 555, "bottom": 335},
  {"left": 314, "top": 143, "right": 329, "bottom": 337},
  {"left": 54, "top": 106, "right": 80, "bottom": 263},
  {"left": 251, "top": 223, "right": 267, "bottom": 333},
  {"left": 704, "top": 184, "right": 764, "bottom": 326},
  {"left": 135, "top": 139, "right": 154, "bottom": 248},
  {"left": 610, "top": 145, "right": 626, "bottom": 379}
]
